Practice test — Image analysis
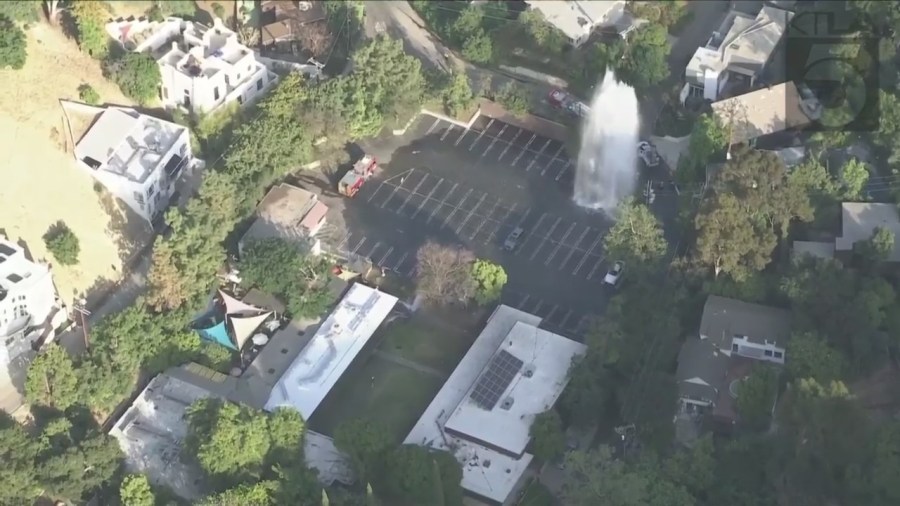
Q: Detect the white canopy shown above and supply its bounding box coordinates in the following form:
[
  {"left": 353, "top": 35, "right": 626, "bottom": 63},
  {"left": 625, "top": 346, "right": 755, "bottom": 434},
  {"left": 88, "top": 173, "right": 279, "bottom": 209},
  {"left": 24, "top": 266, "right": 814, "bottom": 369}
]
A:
[
  {"left": 229, "top": 311, "right": 273, "bottom": 350},
  {"left": 219, "top": 289, "right": 265, "bottom": 316}
]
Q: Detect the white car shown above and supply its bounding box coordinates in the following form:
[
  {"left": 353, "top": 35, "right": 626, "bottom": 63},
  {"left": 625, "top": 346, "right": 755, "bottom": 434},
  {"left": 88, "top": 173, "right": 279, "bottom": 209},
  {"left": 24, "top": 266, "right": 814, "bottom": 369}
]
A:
[
  {"left": 637, "top": 141, "right": 660, "bottom": 167},
  {"left": 603, "top": 261, "right": 625, "bottom": 287}
]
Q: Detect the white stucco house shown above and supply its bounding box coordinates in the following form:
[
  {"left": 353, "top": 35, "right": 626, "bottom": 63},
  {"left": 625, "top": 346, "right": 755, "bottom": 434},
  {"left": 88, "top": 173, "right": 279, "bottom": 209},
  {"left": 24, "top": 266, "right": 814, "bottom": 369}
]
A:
[
  {"left": 107, "top": 17, "right": 278, "bottom": 115},
  {"left": 74, "top": 107, "right": 194, "bottom": 224},
  {"left": 524, "top": 1, "right": 626, "bottom": 48}
]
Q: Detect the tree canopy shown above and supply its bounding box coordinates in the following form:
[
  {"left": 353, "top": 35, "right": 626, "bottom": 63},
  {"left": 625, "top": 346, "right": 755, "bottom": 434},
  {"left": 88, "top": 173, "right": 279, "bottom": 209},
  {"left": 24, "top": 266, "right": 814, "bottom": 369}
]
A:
[
  {"left": 471, "top": 259, "right": 507, "bottom": 305},
  {"left": 530, "top": 410, "right": 566, "bottom": 462},
  {"left": 0, "top": 15, "right": 27, "bottom": 70},
  {"left": 105, "top": 52, "right": 161, "bottom": 105},
  {"left": 604, "top": 199, "right": 668, "bottom": 274},
  {"left": 415, "top": 241, "right": 476, "bottom": 305}
]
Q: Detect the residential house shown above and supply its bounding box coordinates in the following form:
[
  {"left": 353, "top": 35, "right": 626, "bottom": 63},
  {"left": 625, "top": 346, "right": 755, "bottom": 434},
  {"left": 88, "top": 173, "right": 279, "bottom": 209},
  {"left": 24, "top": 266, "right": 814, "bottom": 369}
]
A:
[
  {"left": 0, "top": 238, "right": 65, "bottom": 414},
  {"left": 675, "top": 296, "right": 791, "bottom": 424},
  {"left": 523, "top": 1, "right": 626, "bottom": 48},
  {"left": 261, "top": 1, "right": 327, "bottom": 51},
  {"left": 685, "top": 5, "right": 793, "bottom": 101},
  {"left": 405, "top": 305, "right": 587, "bottom": 504},
  {"left": 238, "top": 183, "right": 329, "bottom": 255},
  {"left": 74, "top": 107, "right": 194, "bottom": 224},
  {"left": 158, "top": 18, "right": 278, "bottom": 114},
  {"left": 711, "top": 81, "right": 821, "bottom": 146},
  {"left": 835, "top": 202, "right": 900, "bottom": 261}
]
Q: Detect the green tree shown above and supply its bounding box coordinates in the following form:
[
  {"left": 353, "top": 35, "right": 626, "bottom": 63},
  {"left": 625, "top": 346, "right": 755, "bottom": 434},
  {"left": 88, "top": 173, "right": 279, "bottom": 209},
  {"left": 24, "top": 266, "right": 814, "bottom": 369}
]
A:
[
  {"left": 71, "top": 0, "right": 109, "bottom": 59},
  {"left": 381, "top": 446, "right": 463, "bottom": 506},
  {"left": 706, "top": 435, "right": 778, "bottom": 506},
  {"left": 870, "top": 421, "right": 900, "bottom": 505},
  {"left": 470, "top": 259, "right": 507, "bottom": 305},
  {"left": 267, "top": 407, "right": 305, "bottom": 467},
  {"left": 461, "top": 31, "right": 493, "bottom": 64},
  {"left": 518, "top": 9, "right": 566, "bottom": 53},
  {"left": 662, "top": 434, "right": 715, "bottom": 497},
  {"left": 787, "top": 158, "right": 840, "bottom": 230},
  {"left": 211, "top": 2, "right": 225, "bottom": 20},
  {"left": 239, "top": 238, "right": 333, "bottom": 319},
  {"left": 558, "top": 350, "right": 611, "bottom": 428},
  {"left": 448, "top": 5, "right": 484, "bottom": 44},
  {"left": 604, "top": 199, "right": 668, "bottom": 272},
  {"left": 25, "top": 345, "right": 81, "bottom": 410},
  {"left": 735, "top": 364, "right": 779, "bottom": 431},
  {"left": 618, "top": 24, "right": 670, "bottom": 90},
  {"left": 441, "top": 71, "right": 474, "bottom": 117},
  {"left": 677, "top": 113, "right": 728, "bottom": 184},
  {"left": 0, "top": 423, "right": 43, "bottom": 504},
  {"left": 840, "top": 158, "right": 869, "bottom": 198},
  {"left": 334, "top": 417, "right": 393, "bottom": 479},
  {"left": 39, "top": 433, "right": 124, "bottom": 503},
  {"left": 197, "top": 481, "right": 278, "bottom": 506},
  {"left": 155, "top": 0, "right": 196, "bottom": 17},
  {"left": 0, "top": 1, "right": 40, "bottom": 22},
  {"left": 415, "top": 241, "right": 476, "bottom": 305},
  {"left": 106, "top": 52, "right": 161, "bottom": 105},
  {"left": 530, "top": 410, "right": 565, "bottom": 462},
  {"left": 856, "top": 226, "right": 895, "bottom": 264},
  {"left": 785, "top": 332, "right": 846, "bottom": 382},
  {"left": 185, "top": 399, "right": 272, "bottom": 484},
  {"left": 0, "top": 15, "right": 27, "bottom": 70},
  {"left": 43, "top": 222, "right": 80, "bottom": 265},
  {"left": 495, "top": 81, "right": 529, "bottom": 117},
  {"left": 120, "top": 474, "right": 156, "bottom": 506},
  {"left": 78, "top": 83, "right": 101, "bottom": 105}
]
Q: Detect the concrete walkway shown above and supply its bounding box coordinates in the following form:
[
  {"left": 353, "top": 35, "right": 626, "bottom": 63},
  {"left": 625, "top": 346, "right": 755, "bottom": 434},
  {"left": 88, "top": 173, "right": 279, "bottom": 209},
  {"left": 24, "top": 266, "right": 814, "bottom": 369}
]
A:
[{"left": 373, "top": 349, "right": 446, "bottom": 379}]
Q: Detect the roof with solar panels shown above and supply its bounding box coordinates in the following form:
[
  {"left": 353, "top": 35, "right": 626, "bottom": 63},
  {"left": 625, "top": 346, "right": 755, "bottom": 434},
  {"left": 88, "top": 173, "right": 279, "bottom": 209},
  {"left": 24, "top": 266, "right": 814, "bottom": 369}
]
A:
[{"left": 404, "top": 305, "right": 586, "bottom": 503}]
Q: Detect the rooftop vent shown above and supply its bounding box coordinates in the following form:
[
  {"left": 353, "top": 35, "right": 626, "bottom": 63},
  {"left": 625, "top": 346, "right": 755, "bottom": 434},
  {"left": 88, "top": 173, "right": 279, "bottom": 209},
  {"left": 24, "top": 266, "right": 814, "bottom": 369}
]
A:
[
  {"left": 523, "top": 365, "right": 535, "bottom": 378},
  {"left": 500, "top": 397, "right": 515, "bottom": 410}
]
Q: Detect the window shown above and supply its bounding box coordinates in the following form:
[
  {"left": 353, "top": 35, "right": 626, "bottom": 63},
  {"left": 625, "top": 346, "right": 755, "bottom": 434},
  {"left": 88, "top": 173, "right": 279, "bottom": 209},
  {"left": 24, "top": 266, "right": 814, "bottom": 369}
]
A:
[
  {"left": 256, "top": 78, "right": 263, "bottom": 91},
  {"left": 237, "top": 95, "right": 243, "bottom": 105},
  {"left": 147, "top": 184, "right": 156, "bottom": 198},
  {"left": 774, "top": 351, "right": 783, "bottom": 359},
  {"left": 162, "top": 87, "right": 168, "bottom": 100},
  {"left": 731, "top": 343, "right": 739, "bottom": 352},
  {"left": 236, "top": 72, "right": 241, "bottom": 80},
  {"left": 213, "top": 87, "right": 220, "bottom": 101},
  {"left": 133, "top": 191, "right": 144, "bottom": 206},
  {"left": 764, "top": 349, "right": 773, "bottom": 357}
]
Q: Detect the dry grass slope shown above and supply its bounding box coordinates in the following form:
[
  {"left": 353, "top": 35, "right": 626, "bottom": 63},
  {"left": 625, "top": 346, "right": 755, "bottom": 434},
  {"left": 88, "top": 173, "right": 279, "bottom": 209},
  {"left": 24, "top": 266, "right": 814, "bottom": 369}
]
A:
[{"left": 0, "top": 23, "right": 146, "bottom": 307}]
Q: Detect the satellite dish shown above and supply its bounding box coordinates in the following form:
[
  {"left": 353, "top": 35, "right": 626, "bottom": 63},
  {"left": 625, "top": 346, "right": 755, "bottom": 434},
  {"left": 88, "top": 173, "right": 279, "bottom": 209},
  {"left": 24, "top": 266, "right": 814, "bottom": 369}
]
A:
[{"left": 252, "top": 333, "right": 269, "bottom": 346}]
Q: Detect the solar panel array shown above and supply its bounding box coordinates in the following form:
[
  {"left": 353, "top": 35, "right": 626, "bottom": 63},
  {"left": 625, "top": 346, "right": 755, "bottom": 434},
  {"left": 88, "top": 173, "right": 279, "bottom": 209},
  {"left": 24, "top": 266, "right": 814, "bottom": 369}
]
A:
[{"left": 470, "top": 350, "right": 524, "bottom": 410}]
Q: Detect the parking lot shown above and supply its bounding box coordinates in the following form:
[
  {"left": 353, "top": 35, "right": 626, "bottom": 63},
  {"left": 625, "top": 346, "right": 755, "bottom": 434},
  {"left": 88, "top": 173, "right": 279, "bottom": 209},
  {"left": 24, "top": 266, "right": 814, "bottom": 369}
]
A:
[{"left": 319, "top": 114, "right": 618, "bottom": 339}]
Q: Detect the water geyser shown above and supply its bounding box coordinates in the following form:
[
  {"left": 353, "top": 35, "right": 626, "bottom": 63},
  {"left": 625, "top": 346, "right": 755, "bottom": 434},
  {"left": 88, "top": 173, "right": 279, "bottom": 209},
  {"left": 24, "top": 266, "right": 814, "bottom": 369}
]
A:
[{"left": 573, "top": 71, "right": 640, "bottom": 214}]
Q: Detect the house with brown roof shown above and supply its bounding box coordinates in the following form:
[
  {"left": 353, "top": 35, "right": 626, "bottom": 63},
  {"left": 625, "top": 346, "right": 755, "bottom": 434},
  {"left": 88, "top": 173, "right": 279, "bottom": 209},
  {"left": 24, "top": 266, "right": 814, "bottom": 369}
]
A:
[
  {"left": 239, "top": 183, "right": 329, "bottom": 255},
  {"left": 260, "top": 1, "right": 326, "bottom": 50}
]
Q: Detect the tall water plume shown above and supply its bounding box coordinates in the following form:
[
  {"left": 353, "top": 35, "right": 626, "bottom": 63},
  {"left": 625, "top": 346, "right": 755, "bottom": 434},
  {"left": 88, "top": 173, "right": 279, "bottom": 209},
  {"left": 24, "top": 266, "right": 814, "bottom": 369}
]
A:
[{"left": 573, "top": 71, "right": 640, "bottom": 214}]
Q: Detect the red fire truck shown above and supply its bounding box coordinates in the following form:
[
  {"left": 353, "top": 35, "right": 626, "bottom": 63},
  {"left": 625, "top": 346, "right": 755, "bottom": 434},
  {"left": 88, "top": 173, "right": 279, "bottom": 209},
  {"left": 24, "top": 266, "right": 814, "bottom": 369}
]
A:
[{"left": 338, "top": 154, "right": 377, "bottom": 198}]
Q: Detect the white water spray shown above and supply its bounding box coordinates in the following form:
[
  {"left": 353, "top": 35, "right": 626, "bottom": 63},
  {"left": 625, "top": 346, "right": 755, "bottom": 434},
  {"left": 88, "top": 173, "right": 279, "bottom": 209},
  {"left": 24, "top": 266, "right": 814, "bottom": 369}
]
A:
[{"left": 573, "top": 71, "right": 640, "bottom": 214}]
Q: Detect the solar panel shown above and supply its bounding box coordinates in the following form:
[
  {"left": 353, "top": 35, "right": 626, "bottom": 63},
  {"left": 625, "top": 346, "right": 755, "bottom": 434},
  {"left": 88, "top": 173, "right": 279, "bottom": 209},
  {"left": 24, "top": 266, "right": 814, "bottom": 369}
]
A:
[{"left": 470, "top": 350, "right": 524, "bottom": 410}]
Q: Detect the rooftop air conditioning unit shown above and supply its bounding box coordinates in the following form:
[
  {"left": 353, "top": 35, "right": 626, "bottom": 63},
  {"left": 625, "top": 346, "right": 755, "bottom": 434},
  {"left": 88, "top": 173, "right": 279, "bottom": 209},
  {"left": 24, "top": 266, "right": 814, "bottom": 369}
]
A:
[
  {"left": 501, "top": 397, "right": 515, "bottom": 410},
  {"left": 297, "top": 1, "right": 312, "bottom": 11}
]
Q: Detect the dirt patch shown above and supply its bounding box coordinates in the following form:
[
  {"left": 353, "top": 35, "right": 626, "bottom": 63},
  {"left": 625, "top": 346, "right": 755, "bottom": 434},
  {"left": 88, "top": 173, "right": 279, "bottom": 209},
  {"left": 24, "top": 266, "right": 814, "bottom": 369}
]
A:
[
  {"left": 106, "top": 1, "right": 154, "bottom": 19},
  {"left": 0, "top": 23, "right": 146, "bottom": 307}
]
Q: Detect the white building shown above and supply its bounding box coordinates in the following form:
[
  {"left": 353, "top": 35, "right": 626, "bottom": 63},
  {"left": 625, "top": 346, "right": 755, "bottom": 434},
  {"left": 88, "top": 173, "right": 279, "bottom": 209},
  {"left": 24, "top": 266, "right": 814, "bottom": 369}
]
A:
[
  {"left": 107, "top": 17, "right": 278, "bottom": 115},
  {"left": 405, "top": 306, "right": 587, "bottom": 505},
  {"left": 264, "top": 283, "right": 398, "bottom": 419},
  {"left": 74, "top": 107, "right": 193, "bottom": 224},
  {"left": 524, "top": 1, "right": 626, "bottom": 48},
  {"left": 685, "top": 5, "right": 792, "bottom": 101},
  {"left": 0, "top": 237, "right": 64, "bottom": 414},
  {"left": 158, "top": 18, "right": 277, "bottom": 114}
]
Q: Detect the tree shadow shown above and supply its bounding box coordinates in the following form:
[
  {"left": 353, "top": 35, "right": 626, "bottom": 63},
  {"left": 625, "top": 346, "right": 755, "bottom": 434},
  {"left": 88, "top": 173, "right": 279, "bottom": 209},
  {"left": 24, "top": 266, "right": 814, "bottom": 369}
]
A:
[
  {"left": 93, "top": 185, "right": 152, "bottom": 266},
  {"left": 58, "top": 11, "right": 78, "bottom": 41}
]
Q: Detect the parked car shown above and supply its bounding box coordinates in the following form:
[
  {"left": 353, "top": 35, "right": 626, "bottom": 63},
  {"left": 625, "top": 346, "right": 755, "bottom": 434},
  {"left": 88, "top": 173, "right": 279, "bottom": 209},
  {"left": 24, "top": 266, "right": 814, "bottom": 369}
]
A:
[
  {"left": 504, "top": 227, "right": 524, "bottom": 251},
  {"left": 603, "top": 261, "right": 625, "bottom": 287}
]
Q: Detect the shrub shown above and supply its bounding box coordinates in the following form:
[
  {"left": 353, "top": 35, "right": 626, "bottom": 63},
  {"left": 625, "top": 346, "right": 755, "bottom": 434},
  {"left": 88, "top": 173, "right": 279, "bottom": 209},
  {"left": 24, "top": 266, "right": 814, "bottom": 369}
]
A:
[
  {"left": 78, "top": 84, "right": 101, "bottom": 105},
  {"left": 211, "top": 3, "right": 225, "bottom": 20},
  {"left": 495, "top": 81, "right": 530, "bottom": 117},
  {"left": 43, "top": 222, "right": 80, "bottom": 266},
  {"left": 106, "top": 52, "right": 161, "bottom": 105},
  {"left": 72, "top": 1, "right": 110, "bottom": 59},
  {"left": 0, "top": 1, "right": 40, "bottom": 23},
  {"left": 0, "top": 15, "right": 27, "bottom": 70}
]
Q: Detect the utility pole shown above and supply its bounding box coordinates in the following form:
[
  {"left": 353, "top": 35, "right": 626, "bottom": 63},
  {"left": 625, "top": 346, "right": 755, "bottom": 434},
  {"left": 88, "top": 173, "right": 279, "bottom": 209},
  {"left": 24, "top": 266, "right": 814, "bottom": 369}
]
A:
[{"left": 73, "top": 299, "right": 91, "bottom": 353}]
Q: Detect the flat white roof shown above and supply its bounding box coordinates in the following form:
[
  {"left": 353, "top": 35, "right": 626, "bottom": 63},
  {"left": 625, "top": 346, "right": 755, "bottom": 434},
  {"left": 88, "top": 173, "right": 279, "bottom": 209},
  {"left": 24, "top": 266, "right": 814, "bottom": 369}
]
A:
[
  {"left": 525, "top": 1, "right": 624, "bottom": 42},
  {"left": 264, "top": 283, "right": 398, "bottom": 418},
  {"left": 444, "top": 321, "right": 586, "bottom": 456},
  {"left": 405, "top": 306, "right": 586, "bottom": 503},
  {"left": 75, "top": 108, "right": 185, "bottom": 183}
]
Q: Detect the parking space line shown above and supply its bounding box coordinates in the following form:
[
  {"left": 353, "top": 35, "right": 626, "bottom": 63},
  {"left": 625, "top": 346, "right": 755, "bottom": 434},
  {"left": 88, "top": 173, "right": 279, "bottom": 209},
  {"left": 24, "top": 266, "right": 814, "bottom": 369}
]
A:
[
  {"left": 396, "top": 174, "right": 429, "bottom": 215},
  {"left": 572, "top": 233, "right": 603, "bottom": 275},
  {"left": 520, "top": 294, "right": 531, "bottom": 308},
  {"left": 586, "top": 256, "right": 606, "bottom": 280},
  {"left": 439, "top": 124, "right": 457, "bottom": 142},
  {"left": 442, "top": 189, "right": 473, "bottom": 229},
  {"left": 541, "top": 145, "right": 565, "bottom": 176},
  {"left": 514, "top": 212, "right": 546, "bottom": 255},
  {"left": 470, "top": 199, "right": 499, "bottom": 240},
  {"left": 411, "top": 179, "right": 442, "bottom": 220},
  {"left": 424, "top": 117, "right": 441, "bottom": 135},
  {"left": 544, "top": 222, "right": 577, "bottom": 266},
  {"left": 336, "top": 233, "right": 352, "bottom": 253},
  {"left": 454, "top": 128, "right": 470, "bottom": 146},
  {"left": 366, "top": 180, "right": 388, "bottom": 203},
  {"left": 533, "top": 300, "right": 544, "bottom": 315},
  {"left": 546, "top": 305, "right": 558, "bottom": 323},
  {"left": 526, "top": 139, "right": 552, "bottom": 171},
  {"left": 560, "top": 309, "right": 574, "bottom": 330},
  {"left": 559, "top": 226, "right": 591, "bottom": 269},
  {"left": 367, "top": 242, "right": 383, "bottom": 262},
  {"left": 555, "top": 160, "right": 573, "bottom": 181},
  {"left": 389, "top": 251, "right": 408, "bottom": 272},
  {"left": 529, "top": 217, "right": 562, "bottom": 261},
  {"left": 468, "top": 119, "right": 494, "bottom": 151},
  {"left": 379, "top": 169, "right": 416, "bottom": 209},
  {"left": 456, "top": 193, "right": 487, "bottom": 234},
  {"left": 487, "top": 204, "right": 518, "bottom": 242},
  {"left": 351, "top": 237, "right": 368, "bottom": 255},
  {"left": 497, "top": 129, "right": 523, "bottom": 161},
  {"left": 512, "top": 134, "right": 537, "bottom": 165},
  {"left": 377, "top": 246, "right": 394, "bottom": 266},
  {"left": 481, "top": 125, "right": 508, "bottom": 158},
  {"left": 427, "top": 183, "right": 458, "bottom": 224}
]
